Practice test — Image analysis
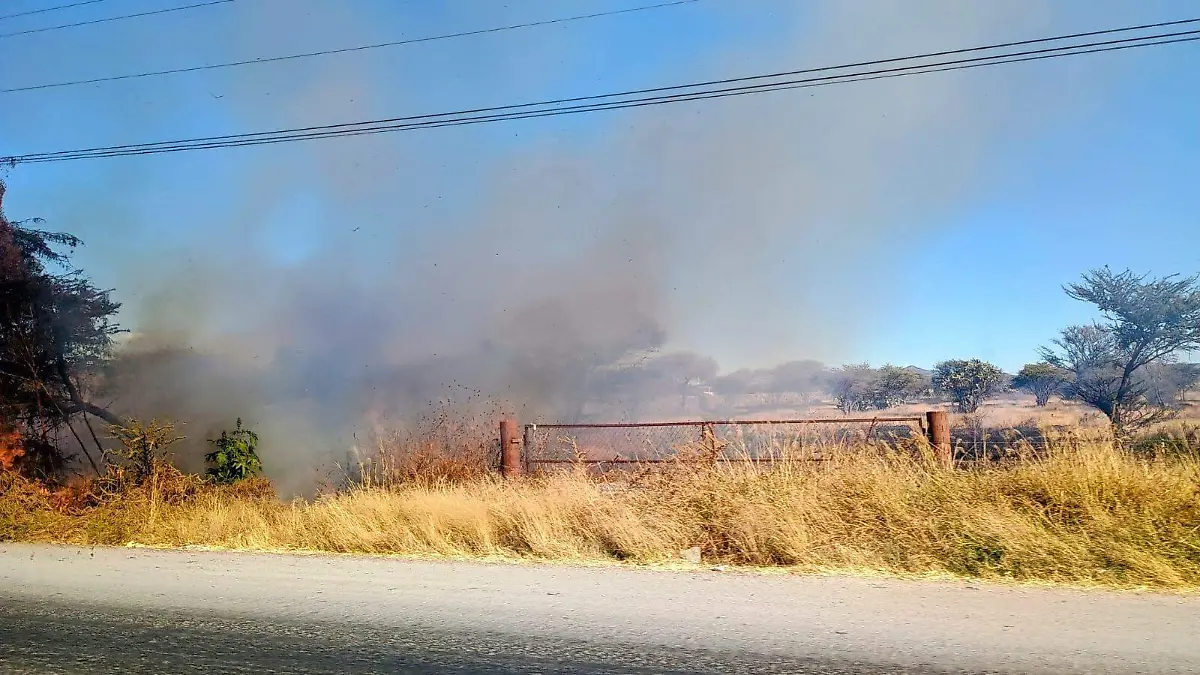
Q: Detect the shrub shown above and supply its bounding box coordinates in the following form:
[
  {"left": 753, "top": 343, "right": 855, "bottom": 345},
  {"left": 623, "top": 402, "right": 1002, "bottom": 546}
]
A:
[
  {"left": 109, "top": 419, "right": 183, "bottom": 483},
  {"left": 1128, "top": 424, "right": 1200, "bottom": 457},
  {"left": 205, "top": 419, "right": 263, "bottom": 484}
]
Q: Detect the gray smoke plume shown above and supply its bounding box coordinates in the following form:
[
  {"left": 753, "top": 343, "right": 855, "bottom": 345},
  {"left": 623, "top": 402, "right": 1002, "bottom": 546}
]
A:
[{"left": 6, "top": 0, "right": 1155, "bottom": 490}]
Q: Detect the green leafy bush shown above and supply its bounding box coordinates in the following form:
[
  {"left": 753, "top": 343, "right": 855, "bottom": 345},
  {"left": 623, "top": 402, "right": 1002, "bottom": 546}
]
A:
[
  {"left": 932, "top": 359, "right": 1006, "bottom": 413},
  {"left": 205, "top": 419, "right": 262, "bottom": 484}
]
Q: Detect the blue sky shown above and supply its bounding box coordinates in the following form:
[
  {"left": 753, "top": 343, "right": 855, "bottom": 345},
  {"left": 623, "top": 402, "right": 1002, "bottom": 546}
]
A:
[
  {"left": 1, "top": 0, "right": 1198, "bottom": 374},
  {"left": 861, "top": 48, "right": 1200, "bottom": 369}
]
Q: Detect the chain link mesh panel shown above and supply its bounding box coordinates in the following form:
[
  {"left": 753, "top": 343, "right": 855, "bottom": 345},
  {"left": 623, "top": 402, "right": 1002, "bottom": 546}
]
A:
[{"left": 524, "top": 417, "right": 925, "bottom": 469}]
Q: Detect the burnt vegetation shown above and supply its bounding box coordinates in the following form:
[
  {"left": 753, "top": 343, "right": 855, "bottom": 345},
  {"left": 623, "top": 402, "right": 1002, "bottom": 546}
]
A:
[{"left": 0, "top": 178, "right": 1198, "bottom": 485}]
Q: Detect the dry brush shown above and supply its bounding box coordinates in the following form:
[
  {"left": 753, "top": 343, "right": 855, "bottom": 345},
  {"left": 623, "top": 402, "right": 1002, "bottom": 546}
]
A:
[{"left": 3, "top": 433, "right": 1200, "bottom": 590}]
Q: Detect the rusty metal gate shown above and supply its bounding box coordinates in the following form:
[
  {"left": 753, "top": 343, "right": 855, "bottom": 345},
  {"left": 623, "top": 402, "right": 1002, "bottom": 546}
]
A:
[{"left": 520, "top": 416, "right": 928, "bottom": 470}]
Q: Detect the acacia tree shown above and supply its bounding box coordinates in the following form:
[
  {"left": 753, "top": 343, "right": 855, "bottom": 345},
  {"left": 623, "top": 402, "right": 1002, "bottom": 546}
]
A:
[
  {"left": 0, "top": 180, "right": 123, "bottom": 477},
  {"left": 1012, "top": 362, "right": 1069, "bottom": 407},
  {"left": 932, "top": 359, "right": 1005, "bottom": 413},
  {"left": 613, "top": 351, "right": 718, "bottom": 412},
  {"left": 1041, "top": 268, "right": 1200, "bottom": 434},
  {"left": 1141, "top": 362, "right": 1200, "bottom": 408},
  {"left": 870, "top": 364, "right": 928, "bottom": 409},
  {"left": 829, "top": 363, "right": 875, "bottom": 413},
  {"left": 1170, "top": 363, "right": 1200, "bottom": 404}
]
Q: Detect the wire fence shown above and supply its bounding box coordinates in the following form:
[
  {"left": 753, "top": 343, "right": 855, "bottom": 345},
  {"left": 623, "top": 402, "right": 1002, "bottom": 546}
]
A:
[{"left": 523, "top": 416, "right": 927, "bottom": 469}]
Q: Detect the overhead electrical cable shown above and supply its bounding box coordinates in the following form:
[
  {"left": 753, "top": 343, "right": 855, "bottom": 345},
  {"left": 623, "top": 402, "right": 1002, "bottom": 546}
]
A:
[
  {"left": 15, "top": 21, "right": 1198, "bottom": 159},
  {"left": 32, "top": 32, "right": 1199, "bottom": 161},
  {"left": 6, "top": 21, "right": 1198, "bottom": 163},
  {"left": 0, "top": 0, "right": 232, "bottom": 39},
  {"left": 1, "top": 0, "right": 700, "bottom": 93},
  {"left": 0, "top": 0, "right": 110, "bottom": 22},
  {"left": 13, "top": 28, "right": 1197, "bottom": 161}
]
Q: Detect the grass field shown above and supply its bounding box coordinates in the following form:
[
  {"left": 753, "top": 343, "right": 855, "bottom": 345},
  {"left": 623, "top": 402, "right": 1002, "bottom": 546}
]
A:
[{"left": 3, "top": 433, "right": 1199, "bottom": 590}]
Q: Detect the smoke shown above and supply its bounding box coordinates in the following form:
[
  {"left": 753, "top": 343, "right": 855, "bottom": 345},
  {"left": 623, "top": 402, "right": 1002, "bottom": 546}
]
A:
[{"left": 10, "top": 0, "right": 1154, "bottom": 489}]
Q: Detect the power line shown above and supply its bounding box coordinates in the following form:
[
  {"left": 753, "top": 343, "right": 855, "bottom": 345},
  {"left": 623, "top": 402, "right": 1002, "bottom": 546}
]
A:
[
  {"left": 15, "top": 28, "right": 1198, "bottom": 161},
  {"left": 2, "top": 11, "right": 1191, "bottom": 96},
  {"left": 47, "top": 32, "right": 1200, "bottom": 161},
  {"left": 0, "top": 0, "right": 109, "bottom": 22},
  {"left": 7, "top": 22, "right": 1198, "bottom": 163},
  {"left": 0, "top": 0, "right": 232, "bottom": 39},
  {"left": 1, "top": 0, "right": 700, "bottom": 93},
  {"left": 16, "top": 19, "right": 1198, "bottom": 160}
]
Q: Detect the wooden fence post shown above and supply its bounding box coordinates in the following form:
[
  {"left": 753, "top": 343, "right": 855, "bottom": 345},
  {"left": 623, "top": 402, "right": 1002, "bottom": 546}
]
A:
[
  {"left": 700, "top": 422, "right": 719, "bottom": 461},
  {"left": 926, "top": 410, "right": 951, "bottom": 465},
  {"left": 500, "top": 419, "right": 521, "bottom": 477}
]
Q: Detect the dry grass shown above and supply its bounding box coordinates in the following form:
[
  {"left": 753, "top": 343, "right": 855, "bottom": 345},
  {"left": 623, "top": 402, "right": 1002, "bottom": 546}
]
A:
[{"left": 3, "top": 437, "right": 1200, "bottom": 589}]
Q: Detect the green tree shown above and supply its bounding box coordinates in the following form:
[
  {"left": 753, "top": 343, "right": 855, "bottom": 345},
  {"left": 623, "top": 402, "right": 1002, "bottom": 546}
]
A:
[
  {"left": 1041, "top": 268, "right": 1200, "bottom": 433},
  {"left": 869, "top": 364, "right": 928, "bottom": 409},
  {"left": 1012, "top": 362, "right": 1068, "bottom": 407},
  {"left": 829, "top": 363, "right": 875, "bottom": 413},
  {"left": 0, "top": 179, "right": 123, "bottom": 477},
  {"left": 932, "top": 359, "right": 1005, "bottom": 413},
  {"left": 205, "top": 418, "right": 263, "bottom": 484}
]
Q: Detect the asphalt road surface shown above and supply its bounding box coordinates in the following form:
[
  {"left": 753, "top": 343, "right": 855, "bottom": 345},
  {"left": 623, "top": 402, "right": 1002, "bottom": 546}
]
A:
[{"left": 2, "top": 544, "right": 1198, "bottom": 674}]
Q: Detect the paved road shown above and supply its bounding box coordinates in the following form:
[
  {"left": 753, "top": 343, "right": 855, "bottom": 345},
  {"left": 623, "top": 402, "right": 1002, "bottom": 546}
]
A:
[{"left": 1, "top": 544, "right": 1198, "bottom": 674}]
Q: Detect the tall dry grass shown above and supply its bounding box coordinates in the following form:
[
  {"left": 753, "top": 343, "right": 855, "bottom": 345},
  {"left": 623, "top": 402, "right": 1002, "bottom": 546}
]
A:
[{"left": 3, "top": 437, "right": 1199, "bottom": 589}]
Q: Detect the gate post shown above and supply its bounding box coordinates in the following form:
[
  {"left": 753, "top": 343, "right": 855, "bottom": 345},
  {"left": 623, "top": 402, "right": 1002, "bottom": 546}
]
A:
[
  {"left": 500, "top": 419, "right": 522, "bottom": 477},
  {"left": 700, "top": 422, "right": 720, "bottom": 461},
  {"left": 926, "top": 410, "right": 951, "bottom": 466}
]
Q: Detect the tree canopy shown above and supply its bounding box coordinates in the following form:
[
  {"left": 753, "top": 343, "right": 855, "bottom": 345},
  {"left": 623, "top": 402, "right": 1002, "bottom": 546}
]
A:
[
  {"left": 1012, "top": 362, "right": 1069, "bottom": 407},
  {"left": 1042, "top": 268, "right": 1200, "bottom": 433},
  {"left": 0, "top": 180, "right": 123, "bottom": 476},
  {"left": 932, "top": 359, "right": 1005, "bottom": 413}
]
